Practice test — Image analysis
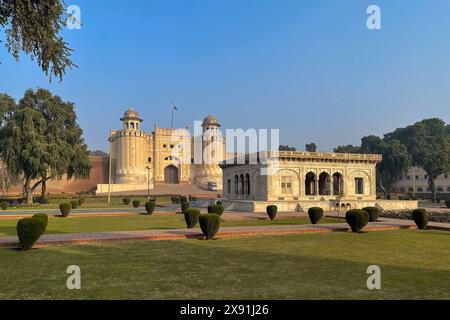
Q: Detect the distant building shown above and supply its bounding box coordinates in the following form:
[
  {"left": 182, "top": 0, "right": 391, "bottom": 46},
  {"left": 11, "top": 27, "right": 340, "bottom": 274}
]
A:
[
  {"left": 220, "top": 151, "right": 418, "bottom": 212},
  {"left": 96, "top": 108, "right": 226, "bottom": 194},
  {"left": 392, "top": 167, "right": 450, "bottom": 195}
]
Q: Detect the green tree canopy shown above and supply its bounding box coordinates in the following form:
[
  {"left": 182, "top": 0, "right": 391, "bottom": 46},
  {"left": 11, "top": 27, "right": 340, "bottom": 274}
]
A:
[
  {"left": 333, "top": 145, "right": 361, "bottom": 154},
  {"left": 305, "top": 143, "right": 317, "bottom": 152},
  {"left": 0, "top": 88, "right": 91, "bottom": 203},
  {"left": 385, "top": 118, "right": 450, "bottom": 202},
  {"left": 0, "top": 0, "right": 75, "bottom": 80}
]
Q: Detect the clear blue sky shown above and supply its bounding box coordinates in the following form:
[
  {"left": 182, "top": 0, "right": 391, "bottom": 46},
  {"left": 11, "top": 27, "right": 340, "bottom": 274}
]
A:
[{"left": 1, "top": 0, "right": 449, "bottom": 152}]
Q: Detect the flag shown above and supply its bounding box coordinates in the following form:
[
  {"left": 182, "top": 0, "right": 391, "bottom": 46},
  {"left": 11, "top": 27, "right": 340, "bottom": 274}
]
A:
[{"left": 172, "top": 103, "right": 178, "bottom": 111}]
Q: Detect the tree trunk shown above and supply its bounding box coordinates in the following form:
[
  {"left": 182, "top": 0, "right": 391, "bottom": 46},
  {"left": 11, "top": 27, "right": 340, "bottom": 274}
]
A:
[
  {"left": 428, "top": 178, "right": 437, "bottom": 203},
  {"left": 23, "top": 176, "right": 33, "bottom": 204},
  {"left": 41, "top": 178, "right": 47, "bottom": 198}
]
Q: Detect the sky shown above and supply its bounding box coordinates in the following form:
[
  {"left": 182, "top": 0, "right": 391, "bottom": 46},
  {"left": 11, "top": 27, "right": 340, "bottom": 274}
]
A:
[{"left": 1, "top": 0, "right": 450, "bottom": 152}]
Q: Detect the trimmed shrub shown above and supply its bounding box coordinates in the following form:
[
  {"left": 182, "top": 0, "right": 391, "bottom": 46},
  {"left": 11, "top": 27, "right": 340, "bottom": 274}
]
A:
[
  {"left": 412, "top": 209, "right": 428, "bottom": 230},
  {"left": 199, "top": 214, "right": 221, "bottom": 240},
  {"left": 308, "top": 207, "right": 324, "bottom": 224},
  {"left": 184, "top": 208, "right": 201, "bottom": 229},
  {"left": 207, "top": 204, "right": 225, "bottom": 216},
  {"left": 346, "top": 209, "right": 369, "bottom": 233},
  {"left": 77, "top": 197, "right": 85, "bottom": 206},
  {"left": 445, "top": 200, "right": 450, "bottom": 209},
  {"left": 363, "top": 207, "right": 380, "bottom": 222},
  {"left": 1, "top": 201, "right": 8, "bottom": 211},
  {"left": 17, "top": 217, "right": 47, "bottom": 250},
  {"left": 32, "top": 214, "right": 49, "bottom": 232},
  {"left": 145, "top": 201, "right": 156, "bottom": 215},
  {"left": 71, "top": 200, "right": 79, "bottom": 209},
  {"left": 181, "top": 202, "right": 190, "bottom": 214},
  {"left": 34, "top": 195, "right": 49, "bottom": 204},
  {"left": 266, "top": 205, "right": 278, "bottom": 221},
  {"left": 171, "top": 196, "right": 180, "bottom": 204},
  {"left": 59, "top": 203, "right": 72, "bottom": 217},
  {"left": 122, "top": 198, "right": 131, "bottom": 205},
  {"left": 133, "top": 200, "right": 141, "bottom": 208},
  {"left": 180, "top": 196, "right": 188, "bottom": 204}
]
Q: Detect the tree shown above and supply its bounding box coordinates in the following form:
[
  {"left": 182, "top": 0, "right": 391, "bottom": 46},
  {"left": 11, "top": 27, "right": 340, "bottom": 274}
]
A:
[
  {"left": 89, "top": 150, "right": 109, "bottom": 157},
  {"left": 385, "top": 118, "right": 450, "bottom": 203},
  {"left": 334, "top": 145, "right": 361, "bottom": 153},
  {"left": 305, "top": 143, "right": 317, "bottom": 152},
  {"left": 0, "top": 0, "right": 75, "bottom": 80},
  {"left": 279, "top": 145, "right": 296, "bottom": 152},
  {"left": 0, "top": 89, "right": 91, "bottom": 203},
  {"left": 361, "top": 137, "right": 411, "bottom": 199}
]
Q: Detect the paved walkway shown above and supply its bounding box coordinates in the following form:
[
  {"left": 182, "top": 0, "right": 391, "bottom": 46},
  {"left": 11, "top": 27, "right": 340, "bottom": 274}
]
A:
[{"left": 0, "top": 219, "right": 434, "bottom": 249}]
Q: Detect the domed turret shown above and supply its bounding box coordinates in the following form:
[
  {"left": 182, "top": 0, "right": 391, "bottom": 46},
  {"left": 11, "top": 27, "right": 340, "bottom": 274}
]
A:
[
  {"left": 120, "top": 108, "right": 143, "bottom": 131},
  {"left": 202, "top": 114, "right": 220, "bottom": 128}
]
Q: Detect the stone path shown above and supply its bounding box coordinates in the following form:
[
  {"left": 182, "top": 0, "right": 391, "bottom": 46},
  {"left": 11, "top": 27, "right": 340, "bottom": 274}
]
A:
[{"left": 0, "top": 219, "right": 436, "bottom": 249}]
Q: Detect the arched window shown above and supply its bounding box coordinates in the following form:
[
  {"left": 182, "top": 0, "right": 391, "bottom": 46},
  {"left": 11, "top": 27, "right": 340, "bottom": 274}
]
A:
[
  {"left": 319, "top": 172, "right": 331, "bottom": 196},
  {"left": 332, "top": 173, "right": 343, "bottom": 196},
  {"left": 437, "top": 187, "right": 444, "bottom": 192},
  {"left": 305, "top": 172, "right": 316, "bottom": 195},
  {"left": 417, "top": 187, "right": 423, "bottom": 192},
  {"left": 130, "top": 122, "right": 135, "bottom": 129},
  {"left": 240, "top": 174, "right": 245, "bottom": 196},
  {"left": 234, "top": 175, "right": 239, "bottom": 195},
  {"left": 245, "top": 173, "right": 250, "bottom": 195}
]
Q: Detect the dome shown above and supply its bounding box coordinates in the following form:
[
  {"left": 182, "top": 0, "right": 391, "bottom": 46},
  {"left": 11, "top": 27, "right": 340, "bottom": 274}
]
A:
[
  {"left": 120, "top": 108, "right": 143, "bottom": 122},
  {"left": 202, "top": 114, "right": 220, "bottom": 127}
]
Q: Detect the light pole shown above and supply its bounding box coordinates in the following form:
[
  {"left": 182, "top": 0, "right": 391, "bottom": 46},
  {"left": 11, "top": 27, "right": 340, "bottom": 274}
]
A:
[
  {"left": 146, "top": 165, "right": 151, "bottom": 199},
  {"left": 107, "top": 136, "right": 112, "bottom": 204}
]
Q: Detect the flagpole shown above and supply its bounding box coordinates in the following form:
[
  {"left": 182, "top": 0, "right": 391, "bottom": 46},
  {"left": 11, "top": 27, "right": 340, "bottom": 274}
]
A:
[{"left": 171, "top": 102, "right": 177, "bottom": 129}]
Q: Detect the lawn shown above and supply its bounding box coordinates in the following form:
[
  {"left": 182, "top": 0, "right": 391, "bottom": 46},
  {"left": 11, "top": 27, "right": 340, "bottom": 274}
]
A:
[
  {"left": 0, "top": 230, "right": 448, "bottom": 300},
  {"left": 0, "top": 215, "right": 343, "bottom": 237}
]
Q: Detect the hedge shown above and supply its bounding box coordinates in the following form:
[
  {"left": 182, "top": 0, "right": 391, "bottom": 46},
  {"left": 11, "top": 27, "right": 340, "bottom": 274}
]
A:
[
  {"left": 181, "top": 202, "right": 190, "bottom": 214},
  {"left": 32, "top": 214, "right": 49, "bottom": 232},
  {"left": 77, "top": 197, "right": 85, "bottom": 206},
  {"left": 412, "top": 209, "right": 428, "bottom": 230},
  {"left": 59, "top": 203, "right": 72, "bottom": 217},
  {"left": 363, "top": 207, "right": 380, "bottom": 222},
  {"left": 123, "top": 198, "right": 131, "bottom": 205},
  {"left": 346, "top": 209, "right": 369, "bottom": 233},
  {"left": 184, "top": 208, "right": 201, "bottom": 229},
  {"left": 70, "top": 200, "right": 79, "bottom": 209},
  {"left": 445, "top": 200, "right": 450, "bottom": 209},
  {"left": 199, "top": 214, "right": 221, "bottom": 240},
  {"left": 17, "top": 217, "right": 47, "bottom": 250},
  {"left": 266, "top": 205, "right": 278, "bottom": 221},
  {"left": 133, "top": 200, "right": 141, "bottom": 208},
  {"left": 207, "top": 204, "right": 225, "bottom": 216},
  {"left": 308, "top": 207, "right": 324, "bottom": 224},
  {"left": 145, "top": 201, "right": 156, "bottom": 215},
  {"left": 1, "top": 201, "right": 8, "bottom": 211}
]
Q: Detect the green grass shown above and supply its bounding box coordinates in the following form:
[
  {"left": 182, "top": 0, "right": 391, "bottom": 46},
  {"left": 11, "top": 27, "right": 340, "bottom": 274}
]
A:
[
  {"left": 0, "top": 215, "right": 342, "bottom": 237},
  {"left": 0, "top": 230, "right": 448, "bottom": 300}
]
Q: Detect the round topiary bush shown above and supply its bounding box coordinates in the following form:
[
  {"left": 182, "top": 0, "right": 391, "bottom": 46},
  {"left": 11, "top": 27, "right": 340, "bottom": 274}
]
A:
[
  {"left": 1, "top": 201, "right": 8, "bottom": 211},
  {"left": 133, "top": 200, "right": 141, "bottom": 208},
  {"left": 346, "top": 209, "right": 369, "bottom": 233},
  {"left": 32, "top": 214, "right": 49, "bottom": 232},
  {"left": 181, "top": 202, "right": 190, "bottom": 214},
  {"left": 266, "top": 205, "right": 278, "bottom": 221},
  {"left": 16, "top": 217, "right": 47, "bottom": 250},
  {"left": 145, "top": 201, "right": 156, "bottom": 215},
  {"left": 445, "top": 200, "right": 450, "bottom": 209},
  {"left": 412, "top": 209, "right": 428, "bottom": 230},
  {"left": 207, "top": 204, "right": 225, "bottom": 216},
  {"left": 184, "top": 208, "right": 201, "bottom": 229},
  {"left": 199, "top": 214, "right": 221, "bottom": 240},
  {"left": 122, "top": 198, "right": 131, "bottom": 205},
  {"left": 59, "top": 203, "right": 72, "bottom": 217},
  {"left": 363, "top": 206, "right": 380, "bottom": 222},
  {"left": 71, "top": 200, "right": 78, "bottom": 209},
  {"left": 308, "top": 207, "right": 324, "bottom": 224}
]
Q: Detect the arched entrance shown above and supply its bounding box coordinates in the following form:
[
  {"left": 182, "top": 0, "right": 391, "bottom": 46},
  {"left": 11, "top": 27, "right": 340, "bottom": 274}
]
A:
[
  {"left": 319, "top": 172, "right": 331, "bottom": 195},
  {"left": 164, "top": 165, "right": 179, "bottom": 184},
  {"left": 305, "top": 172, "right": 316, "bottom": 195},
  {"left": 333, "top": 173, "right": 343, "bottom": 196}
]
